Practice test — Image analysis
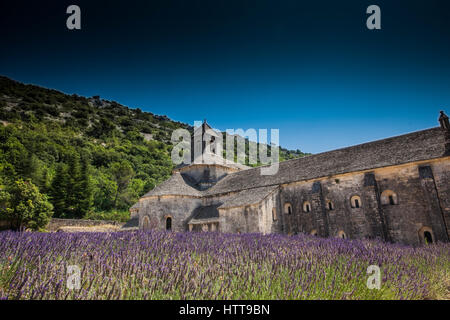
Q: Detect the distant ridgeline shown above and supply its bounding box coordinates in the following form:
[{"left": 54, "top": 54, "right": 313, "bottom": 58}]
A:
[{"left": 0, "top": 76, "right": 307, "bottom": 219}]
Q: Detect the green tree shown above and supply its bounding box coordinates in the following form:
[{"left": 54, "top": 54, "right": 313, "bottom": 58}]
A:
[
  {"left": 50, "top": 163, "right": 70, "bottom": 217},
  {"left": 0, "top": 162, "right": 16, "bottom": 186},
  {"left": 109, "top": 161, "right": 134, "bottom": 209},
  {"left": 50, "top": 153, "right": 93, "bottom": 218},
  {"left": 0, "top": 179, "right": 53, "bottom": 230},
  {"left": 77, "top": 156, "right": 93, "bottom": 217},
  {"left": 65, "top": 152, "right": 82, "bottom": 217},
  {"left": 38, "top": 166, "right": 50, "bottom": 195},
  {"left": 92, "top": 170, "right": 117, "bottom": 211}
]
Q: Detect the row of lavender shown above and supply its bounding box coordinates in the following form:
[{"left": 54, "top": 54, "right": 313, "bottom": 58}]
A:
[{"left": 0, "top": 230, "right": 448, "bottom": 299}]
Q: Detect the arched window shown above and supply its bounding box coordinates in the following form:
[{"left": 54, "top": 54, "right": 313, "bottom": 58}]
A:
[
  {"left": 310, "top": 229, "right": 318, "bottom": 236},
  {"left": 284, "top": 203, "right": 292, "bottom": 215},
  {"left": 166, "top": 217, "right": 172, "bottom": 231},
  {"left": 424, "top": 231, "right": 433, "bottom": 244},
  {"left": 337, "top": 230, "right": 347, "bottom": 239},
  {"left": 326, "top": 200, "right": 334, "bottom": 211},
  {"left": 350, "top": 195, "right": 362, "bottom": 208},
  {"left": 381, "top": 190, "right": 398, "bottom": 205},
  {"left": 211, "top": 136, "right": 216, "bottom": 153},
  {"left": 142, "top": 216, "right": 150, "bottom": 231},
  {"left": 303, "top": 201, "right": 311, "bottom": 213},
  {"left": 418, "top": 227, "right": 434, "bottom": 245},
  {"left": 272, "top": 208, "right": 277, "bottom": 221}
]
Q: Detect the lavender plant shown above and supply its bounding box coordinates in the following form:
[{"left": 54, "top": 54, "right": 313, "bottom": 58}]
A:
[{"left": 0, "top": 231, "right": 448, "bottom": 300}]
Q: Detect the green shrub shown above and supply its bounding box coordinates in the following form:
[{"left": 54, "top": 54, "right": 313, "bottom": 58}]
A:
[
  {"left": 0, "top": 179, "right": 53, "bottom": 231},
  {"left": 83, "top": 210, "right": 130, "bottom": 222}
]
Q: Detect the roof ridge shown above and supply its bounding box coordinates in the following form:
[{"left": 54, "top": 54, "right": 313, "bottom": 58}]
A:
[{"left": 224, "top": 126, "right": 441, "bottom": 174}]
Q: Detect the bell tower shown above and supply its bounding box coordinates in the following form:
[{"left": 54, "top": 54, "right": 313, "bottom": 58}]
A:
[{"left": 191, "top": 119, "right": 221, "bottom": 163}]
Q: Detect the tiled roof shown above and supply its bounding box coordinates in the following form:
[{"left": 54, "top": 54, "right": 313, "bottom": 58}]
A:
[
  {"left": 191, "top": 204, "right": 221, "bottom": 220},
  {"left": 129, "top": 202, "right": 140, "bottom": 210},
  {"left": 121, "top": 217, "right": 139, "bottom": 229},
  {"left": 141, "top": 172, "right": 202, "bottom": 198},
  {"left": 206, "top": 127, "right": 446, "bottom": 195},
  {"left": 218, "top": 186, "right": 278, "bottom": 209},
  {"left": 140, "top": 127, "right": 447, "bottom": 205}
]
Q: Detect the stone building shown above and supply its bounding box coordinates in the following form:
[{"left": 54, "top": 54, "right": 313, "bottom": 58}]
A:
[{"left": 127, "top": 111, "right": 450, "bottom": 245}]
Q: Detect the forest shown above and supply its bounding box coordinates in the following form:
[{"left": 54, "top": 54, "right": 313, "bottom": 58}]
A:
[{"left": 0, "top": 76, "right": 307, "bottom": 229}]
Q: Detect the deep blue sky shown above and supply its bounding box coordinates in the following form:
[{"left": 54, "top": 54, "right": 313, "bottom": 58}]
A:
[{"left": 1, "top": 0, "right": 449, "bottom": 153}]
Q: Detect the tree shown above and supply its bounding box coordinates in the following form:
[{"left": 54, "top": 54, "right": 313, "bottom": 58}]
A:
[
  {"left": 77, "top": 156, "right": 93, "bottom": 217},
  {"left": 0, "top": 162, "right": 16, "bottom": 186},
  {"left": 49, "top": 153, "right": 94, "bottom": 218},
  {"left": 92, "top": 170, "right": 117, "bottom": 211},
  {"left": 109, "top": 161, "right": 134, "bottom": 209},
  {"left": 50, "top": 162, "right": 70, "bottom": 217},
  {"left": 65, "top": 152, "right": 82, "bottom": 217},
  {"left": 38, "top": 166, "right": 50, "bottom": 195},
  {"left": 0, "top": 179, "right": 53, "bottom": 230}
]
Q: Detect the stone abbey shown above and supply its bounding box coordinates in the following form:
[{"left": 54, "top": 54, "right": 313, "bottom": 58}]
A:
[{"left": 126, "top": 111, "right": 450, "bottom": 245}]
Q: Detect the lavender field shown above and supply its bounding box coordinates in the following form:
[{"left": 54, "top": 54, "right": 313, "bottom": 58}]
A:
[{"left": 0, "top": 230, "right": 449, "bottom": 300}]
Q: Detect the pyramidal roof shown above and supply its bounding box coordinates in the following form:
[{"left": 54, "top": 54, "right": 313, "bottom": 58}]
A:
[
  {"left": 175, "top": 119, "right": 251, "bottom": 171},
  {"left": 142, "top": 172, "right": 202, "bottom": 198}
]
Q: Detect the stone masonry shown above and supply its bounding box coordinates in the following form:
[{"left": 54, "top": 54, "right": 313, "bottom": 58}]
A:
[{"left": 127, "top": 112, "right": 450, "bottom": 245}]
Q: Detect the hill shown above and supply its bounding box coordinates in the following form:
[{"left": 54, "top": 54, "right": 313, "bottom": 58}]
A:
[{"left": 0, "top": 76, "right": 308, "bottom": 221}]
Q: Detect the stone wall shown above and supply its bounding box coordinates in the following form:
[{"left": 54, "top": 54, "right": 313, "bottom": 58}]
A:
[
  {"left": 218, "top": 205, "right": 261, "bottom": 233},
  {"left": 139, "top": 196, "right": 202, "bottom": 231},
  {"left": 431, "top": 158, "right": 450, "bottom": 241},
  {"left": 277, "top": 158, "right": 450, "bottom": 245},
  {"left": 260, "top": 191, "right": 280, "bottom": 235},
  {"left": 46, "top": 218, "right": 124, "bottom": 232},
  {"left": 136, "top": 157, "right": 450, "bottom": 246}
]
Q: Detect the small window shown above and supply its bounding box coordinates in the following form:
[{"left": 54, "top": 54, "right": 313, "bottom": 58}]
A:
[
  {"left": 272, "top": 208, "right": 277, "bottom": 221},
  {"left": 389, "top": 195, "right": 394, "bottom": 205},
  {"left": 166, "top": 217, "right": 172, "bottom": 231},
  {"left": 326, "top": 200, "right": 334, "bottom": 211},
  {"left": 337, "top": 230, "right": 347, "bottom": 239},
  {"left": 350, "top": 195, "right": 362, "bottom": 208},
  {"left": 303, "top": 201, "right": 311, "bottom": 213},
  {"left": 424, "top": 231, "right": 433, "bottom": 244},
  {"left": 284, "top": 203, "right": 292, "bottom": 215},
  {"left": 381, "top": 190, "right": 398, "bottom": 205}
]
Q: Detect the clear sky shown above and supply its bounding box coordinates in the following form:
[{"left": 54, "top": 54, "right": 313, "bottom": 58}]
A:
[{"left": 1, "top": 0, "right": 449, "bottom": 153}]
